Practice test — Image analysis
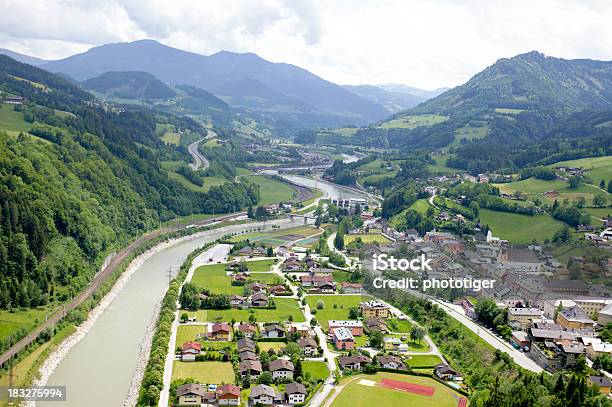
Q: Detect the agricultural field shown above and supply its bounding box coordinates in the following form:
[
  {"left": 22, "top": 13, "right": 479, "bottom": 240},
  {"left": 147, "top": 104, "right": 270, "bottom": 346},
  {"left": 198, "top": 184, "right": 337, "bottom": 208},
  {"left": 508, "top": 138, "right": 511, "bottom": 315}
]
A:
[
  {"left": 331, "top": 372, "right": 464, "bottom": 407},
  {"left": 176, "top": 324, "right": 207, "bottom": 345},
  {"left": 344, "top": 233, "right": 392, "bottom": 245},
  {"left": 306, "top": 295, "right": 371, "bottom": 329},
  {"left": 242, "top": 175, "right": 296, "bottom": 205},
  {"left": 190, "top": 298, "right": 305, "bottom": 323},
  {"left": 380, "top": 114, "right": 449, "bottom": 129},
  {"left": 171, "top": 361, "right": 235, "bottom": 383},
  {"left": 453, "top": 124, "right": 488, "bottom": 144},
  {"left": 257, "top": 342, "right": 286, "bottom": 352},
  {"left": 478, "top": 209, "right": 567, "bottom": 243},
  {"left": 230, "top": 226, "right": 320, "bottom": 246},
  {"left": 0, "top": 103, "right": 31, "bottom": 133},
  {"left": 546, "top": 156, "right": 612, "bottom": 185},
  {"left": 427, "top": 154, "right": 459, "bottom": 174},
  {"left": 0, "top": 308, "right": 49, "bottom": 344}
]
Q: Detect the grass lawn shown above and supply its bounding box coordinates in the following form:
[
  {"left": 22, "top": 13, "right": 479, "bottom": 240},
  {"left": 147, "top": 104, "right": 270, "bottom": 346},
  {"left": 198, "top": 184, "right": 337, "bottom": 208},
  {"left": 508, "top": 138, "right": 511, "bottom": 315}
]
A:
[
  {"left": 478, "top": 209, "right": 567, "bottom": 243},
  {"left": 303, "top": 361, "right": 329, "bottom": 381},
  {"left": 306, "top": 295, "right": 371, "bottom": 330},
  {"left": 176, "top": 324, "right": 207, "bottom": 345},
  {"left": 546, "top": 155, "right": 612, "bottom": 184},
  {"left": 0, "top": 308, "right": 48, "bottom": 343},
  {"left": 249, "top": 273, "right": 285, "bottom": 284},
  {"left": 191, "top": 298, "right": 304, "bottom": 323},
  {"left": 405, "top": 354, "right": 443, "bottom": 367},
  {"left": 243, "top": 259, "right": 276, "bottom": 272},
  {"left": 387, "top": 318, "right": 412, "bottom": 333},
  {"left": 258, "top": 342, "right": 286, "bottom": 352},
  {"left": 0, "top": 103, "right": 31, "bottom": 132},
  {"left": 190, "top": 264, "right": 244, "bottom": 295},
  {"left": 344, "top": 233, "right": 392, "bottom": 245},
  {"left": 380, "top": 114, "right": 449, "bottom": 129},
  {"left": 161, "top": 131, "right": 180, "bottom": 145},
  {"left": 244, "top": 175, "right": 296, "bottom": 205},
  {"left": 331, "top": 372, "right": 463, "bottom": 407},
  {"left": 171, "top": 361, "right": 235, "bottom": 383}
]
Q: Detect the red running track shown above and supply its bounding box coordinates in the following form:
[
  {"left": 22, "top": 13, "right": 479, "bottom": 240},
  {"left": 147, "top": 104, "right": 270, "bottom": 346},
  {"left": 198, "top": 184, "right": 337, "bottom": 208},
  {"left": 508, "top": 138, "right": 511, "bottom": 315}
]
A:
[{"left": 379, "top": 378, "right": 435, "bottom": 397}]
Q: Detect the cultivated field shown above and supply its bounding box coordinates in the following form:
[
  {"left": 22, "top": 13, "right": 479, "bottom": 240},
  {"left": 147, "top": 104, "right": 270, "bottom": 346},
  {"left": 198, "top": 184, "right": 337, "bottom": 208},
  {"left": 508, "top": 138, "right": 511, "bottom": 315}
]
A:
[
  {"left": 190, "top": 298, "right": 305, "bottom": 323},
  {"left": 171, "top": 361, "right": 235, "bottom": 383}
]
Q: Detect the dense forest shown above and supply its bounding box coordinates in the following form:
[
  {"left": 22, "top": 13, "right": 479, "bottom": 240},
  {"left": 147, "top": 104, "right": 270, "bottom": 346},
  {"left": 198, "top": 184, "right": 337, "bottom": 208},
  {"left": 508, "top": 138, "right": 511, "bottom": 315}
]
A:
[{"left": 0, "top": 55, "right": 259, "bottom": 310}]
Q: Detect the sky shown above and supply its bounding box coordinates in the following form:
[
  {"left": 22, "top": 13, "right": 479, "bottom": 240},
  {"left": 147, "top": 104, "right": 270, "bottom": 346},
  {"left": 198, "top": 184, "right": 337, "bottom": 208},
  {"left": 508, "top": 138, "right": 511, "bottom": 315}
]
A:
[{"left": 1, "top": 0, "right": 611, "bottom": 89}]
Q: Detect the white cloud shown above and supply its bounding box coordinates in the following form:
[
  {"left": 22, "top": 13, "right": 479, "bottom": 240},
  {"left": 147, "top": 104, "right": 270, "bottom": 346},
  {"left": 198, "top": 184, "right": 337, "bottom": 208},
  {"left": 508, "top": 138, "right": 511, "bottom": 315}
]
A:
[{"left": 0, "top": 0, "right": 611, "bottom": 88}]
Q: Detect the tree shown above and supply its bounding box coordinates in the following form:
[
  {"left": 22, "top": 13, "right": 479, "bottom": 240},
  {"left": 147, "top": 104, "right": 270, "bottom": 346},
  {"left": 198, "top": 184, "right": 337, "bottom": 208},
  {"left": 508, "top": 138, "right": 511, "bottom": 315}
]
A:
[
  {"left": 369, "top": 329, "right": 384, "bottom": 348},
  {"left": 257, "top": 371, "right": 273, "bottom": 385},
  {"left": 592, "top": 194, "right": 606, "bottom": 207},
  {"left": 255, "top": 206, "right": 270, "bottom": 220},
  {"left": 316, "top": 299, "right": 325, "bottom": 310},
  {"left": 600, "top": 179, "right": 606, "bottom": 189},
  {"left": 568, "top": 176, "right": 581, "bottom": 189},
  {"left": 334, "top": 233, "right": 344, "bottom": 250},
  {"left": 553, "top": 227, "right": 570, "bottom": 242},
  {"left": 180, "top": 312, "right": 189, "bottom": 323},
  {"left": 266, "top": 247, "right": 274, "bottom": 257},
  {"left": 410, "top": 325, "right": 426, "bottom": 344},
  {"left": 247, "top": 206, "right": 254, "bottom": 219},
  {"left": 608, "top": 179, "right": 612, "bottom": 194},
  {"left": 348, "top": 307, "right": 359, "bottom": 319}
]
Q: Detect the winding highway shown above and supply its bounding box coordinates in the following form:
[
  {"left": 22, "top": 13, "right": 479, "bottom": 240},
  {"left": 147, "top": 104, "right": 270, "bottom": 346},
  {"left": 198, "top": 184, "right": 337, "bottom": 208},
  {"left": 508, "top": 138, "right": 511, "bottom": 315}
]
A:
[{"left": 188, "top": 129, "right": 216, "bottom": 170}]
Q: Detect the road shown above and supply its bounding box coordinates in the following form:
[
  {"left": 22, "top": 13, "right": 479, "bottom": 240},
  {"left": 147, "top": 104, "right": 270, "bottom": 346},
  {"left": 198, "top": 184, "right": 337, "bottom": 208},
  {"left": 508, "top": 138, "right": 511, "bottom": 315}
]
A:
[
  {"left": 187, "top": 139, "right": 209, "bottom": 170},
  {"left": 428, "top": 297, "right": 544, "bottom": 373},
  {"left": 326, "top": 233, "right": 351, "bottom": 269},
  {"left": 158, "top": 244, "right": 231, "bottom": 407}
]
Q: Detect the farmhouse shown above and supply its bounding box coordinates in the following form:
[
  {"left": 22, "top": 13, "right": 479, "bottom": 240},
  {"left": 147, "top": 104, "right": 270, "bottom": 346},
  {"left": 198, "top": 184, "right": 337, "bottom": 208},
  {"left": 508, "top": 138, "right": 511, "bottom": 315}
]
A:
[{"left": 251, "top": 292, "right": 269, "bottom": 307}]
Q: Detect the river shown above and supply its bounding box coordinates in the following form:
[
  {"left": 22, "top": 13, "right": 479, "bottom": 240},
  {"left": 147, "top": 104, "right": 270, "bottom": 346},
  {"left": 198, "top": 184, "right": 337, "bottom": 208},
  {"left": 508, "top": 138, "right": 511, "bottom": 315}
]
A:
[{"left": 38, "top": 219, "right": 300, "bottom": 407}]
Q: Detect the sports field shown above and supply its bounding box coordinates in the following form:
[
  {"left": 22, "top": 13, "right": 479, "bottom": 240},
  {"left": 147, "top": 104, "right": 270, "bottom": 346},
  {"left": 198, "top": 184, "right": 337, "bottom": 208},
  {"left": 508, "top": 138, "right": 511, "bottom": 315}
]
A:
[{"left": 331, "top": 372, "right": 466, "bottom": 407}]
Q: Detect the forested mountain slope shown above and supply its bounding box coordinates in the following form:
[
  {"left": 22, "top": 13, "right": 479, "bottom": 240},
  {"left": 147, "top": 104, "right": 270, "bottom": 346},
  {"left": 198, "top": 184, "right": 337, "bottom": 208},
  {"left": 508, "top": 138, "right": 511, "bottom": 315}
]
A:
[{"left": 0, "top": 55, "right": 258, "bottom": 309}]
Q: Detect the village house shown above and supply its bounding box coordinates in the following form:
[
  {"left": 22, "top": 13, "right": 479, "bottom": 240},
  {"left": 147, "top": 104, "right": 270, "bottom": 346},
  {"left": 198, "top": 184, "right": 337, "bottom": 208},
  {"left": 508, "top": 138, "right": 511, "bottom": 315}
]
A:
[
  {"left": 589, "top": 376, "right": 612, "bottom": 396},
  {"left": 217, "top": 384, "right": 241, "bottom": 406},
  {"left": 207, "top": 322, "right": 231, "bottom": 341},
  {"left": 230, "top": 294, "right": 247, "bottom": 307},
  {"left": 176, "top": 383, "right": 217, "bottom": 406},
  {"left": 251, "top": 292, "right": 270, "bottom": 307},
  {"left": 507, "top": 307, "right": 544, "bottom": 330},
  {"left": 236, "top": 323, "right": 258, "bottom": 338},
  {"left": 262, "top": 323, "right": 285, "bottom": 338},
  {"left": 285, "top": 383, "right": 307, "bottom": 405},
  {"left": 500, "top": 249, "right": 543, "bottom": 273},
  {"left": 249, "top": 384, "right": 283, "bottom": 406},
  {"left": 297, "top": 337, "right": 318, "bottom": 356},
  {"left": 300, "top": 275, "right": 333, "bottom": 287},
  {"left": 268, "top": 285, "right": 288, "bottom": 295},
  {"left": 338, "top": 354, "right": 372, "bottom": 370},
  {"left": 377, "top": 355, "right": 406, "bottom": 370},
  {"left": 239, "top": 350, "right": 258, "bottom": 361},
  {"left": 180, "top": 341, "right": 201, "bottom": 362},
  {"left": 239, "top": 360, "right": 263, "bottom": 379},
  {"left": 360, "top": 300, "right": 391, "bottom": 319},
  {"left": 249, "top": 282, "right": 267, "bottom": 294},
  {"left": 332, "top": 327, "right": 355, "bottom": 350},
  {"left": 269, "top": 359, "right": 295, "bottom": 380},
  {"left": 584, "top": 338, "right": 612, "bottom": 359},
  {"left": 338, "top": 282, "right": 364, "bottom": 294},
  {"left": 289, "top": 324, "right": 313, "bottom": 338},
  {"left": 365, "top": 317, "right": 388, "bottom": 332},
  {"left": 556, "top": 305, "right": 596, "bottom": 330},
  {"left": 383, "top": 337, "right": 408, "bottom": 353},
  {"left": 328, "top": 320, "right": 364, "bottom": 336},
  {"left": 313, "top": 280, "right": 336, "bottom": 293},
  {"left": 282, "top": 258, "right": 302, "bottom": 271},
  {"left": 435, "top": 364, "right": 463, "bottom": 382},
  {"left": 237, "top": 338, "right": 256, "bottom": 353}
]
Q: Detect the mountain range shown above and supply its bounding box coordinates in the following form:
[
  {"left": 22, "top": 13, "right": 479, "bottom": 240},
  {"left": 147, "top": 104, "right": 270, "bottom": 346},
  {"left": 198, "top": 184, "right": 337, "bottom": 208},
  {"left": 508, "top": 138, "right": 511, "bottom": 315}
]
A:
[{"left": 0, "top": 41, "right": 443, "bottom": 130}]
